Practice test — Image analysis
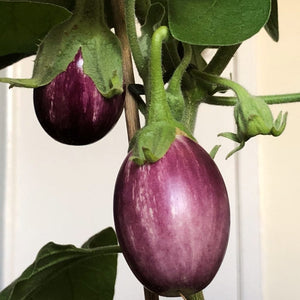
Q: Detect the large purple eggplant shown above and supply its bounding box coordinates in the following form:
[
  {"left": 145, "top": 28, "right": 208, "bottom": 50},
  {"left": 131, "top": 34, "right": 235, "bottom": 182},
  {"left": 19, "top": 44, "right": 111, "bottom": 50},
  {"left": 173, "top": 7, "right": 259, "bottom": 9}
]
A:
[
  {"left": 33, "top": 49, "right": 125, "bottom": 145},
  {"left": 114, "top": 135, "right": 230, "bottom": 297}
]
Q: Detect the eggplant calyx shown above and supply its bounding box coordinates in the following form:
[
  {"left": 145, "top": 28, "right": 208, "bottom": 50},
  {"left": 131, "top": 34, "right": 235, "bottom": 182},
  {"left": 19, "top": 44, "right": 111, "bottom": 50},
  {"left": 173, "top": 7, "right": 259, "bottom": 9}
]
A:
[{"left": 0, "top": 0, "right": 123, "bottom": 98}]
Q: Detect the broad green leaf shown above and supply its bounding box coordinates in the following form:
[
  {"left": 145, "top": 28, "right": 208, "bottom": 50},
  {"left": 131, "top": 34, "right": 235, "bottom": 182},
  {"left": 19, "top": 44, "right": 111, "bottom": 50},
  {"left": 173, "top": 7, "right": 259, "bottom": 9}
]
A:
[
  {"left": 0, "top": 2, "right": 72, "bottom": 57},
  {"left": 264, "top": 0, "right": 279, "bottom": 41},
  {"left": 168, "top": 0, "right": 272, "bottom": 46},
  {"left": 0, "top": 227, "right": 119, "bottom": 300}
]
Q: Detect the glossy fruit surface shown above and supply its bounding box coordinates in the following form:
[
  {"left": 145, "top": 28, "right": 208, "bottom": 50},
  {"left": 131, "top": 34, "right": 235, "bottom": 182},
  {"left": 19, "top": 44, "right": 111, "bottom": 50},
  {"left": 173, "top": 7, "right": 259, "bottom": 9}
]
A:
[
  {"left": 33, "top": 49, "right": 124, "bottom": 145},
  {"left": 114, "top": 135, "right": 230, "bottom": 297}
]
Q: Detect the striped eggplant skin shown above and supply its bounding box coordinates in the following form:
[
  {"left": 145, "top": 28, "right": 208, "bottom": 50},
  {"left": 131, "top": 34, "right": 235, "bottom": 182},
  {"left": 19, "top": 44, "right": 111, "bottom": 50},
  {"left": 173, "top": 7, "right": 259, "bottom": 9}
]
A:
[
  {"left": 33, "top": 49, "right": 125, "bottom": 145},
  {"left": 114, "top": 135, "right": 230, "bottom": 297}
]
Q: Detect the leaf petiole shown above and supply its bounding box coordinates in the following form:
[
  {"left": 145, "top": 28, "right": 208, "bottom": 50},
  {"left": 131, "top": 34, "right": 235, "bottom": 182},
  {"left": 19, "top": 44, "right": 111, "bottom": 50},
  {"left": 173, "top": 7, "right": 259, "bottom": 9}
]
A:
[{"left": 203, "top": 93, "right": 300, "bottom": 106}]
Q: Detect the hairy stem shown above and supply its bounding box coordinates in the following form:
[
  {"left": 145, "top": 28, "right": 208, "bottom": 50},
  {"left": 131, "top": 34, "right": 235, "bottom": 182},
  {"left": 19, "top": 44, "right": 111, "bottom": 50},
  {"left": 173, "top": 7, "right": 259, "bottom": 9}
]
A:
[
  {"left": 125, "top": 0, "right": 147, "bottom": 80},
  {"left": 182, "top": 99, "right": 199, "bottom": 133},
  {"left": 147, "top": 26, "right": 172, "bottom": 124},
  {"left": 204, "top": 44, "right": 241, "bottom": 75},
  {"left": 168, "top": 43, "right": 192, "bottom": 93},
  {"left": 204, "top": 92, "right": 300, "bottom": 106},
  {"left": 112, "top": 0, "right": 140, "bottom": 140}
]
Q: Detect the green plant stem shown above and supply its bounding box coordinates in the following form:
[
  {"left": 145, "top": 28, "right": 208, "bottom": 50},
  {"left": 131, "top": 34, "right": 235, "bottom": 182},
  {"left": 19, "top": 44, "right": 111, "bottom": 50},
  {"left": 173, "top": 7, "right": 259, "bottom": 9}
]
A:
[
  {"left": 147, "top": 26, "right": 172, "bottom": 124},
  {"left": 186, "top": 292, "right": 205, "bottom": 300},
  {"left": 168, "top": 43, "right": 192, "bottom": 93},
  {"left": 191, "top": 45, "right": 207, "bottom": 70},
  {"left": 179, "top": 291, "right": 204, "bottom": 300},
  {"left": 179, "top": 44, "right": 241, "bottom": 131},
  {"left": 165, "top": 38, "right": 181, "bottom": 70},
  {"left": 203, "top": 44, "right": 241, "bottom": 75},
  {"left": 204, "top": 93, "right": 300, "bottom": 106},
  {"left": 197, "top": 70, "right": 249, "bottom": 99},
  {"left": 73, "top": 0, "right": 105, "bottom": 24},
  {"left": 125, "top": 0, "right": 147, "bottom": 79},
  {"left": 182, "top": 99, "right": 199, "bottom": 133}
]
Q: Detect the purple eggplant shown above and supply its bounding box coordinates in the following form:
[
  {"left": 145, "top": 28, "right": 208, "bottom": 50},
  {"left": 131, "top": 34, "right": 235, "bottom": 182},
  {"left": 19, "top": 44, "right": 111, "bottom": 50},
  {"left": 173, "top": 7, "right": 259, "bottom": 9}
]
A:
[
  {"left": 114, "top": 135, "right": 230, "bottom": 297},
  {"left": 33, "top": 49, "right": 125, "bottom": 145}
]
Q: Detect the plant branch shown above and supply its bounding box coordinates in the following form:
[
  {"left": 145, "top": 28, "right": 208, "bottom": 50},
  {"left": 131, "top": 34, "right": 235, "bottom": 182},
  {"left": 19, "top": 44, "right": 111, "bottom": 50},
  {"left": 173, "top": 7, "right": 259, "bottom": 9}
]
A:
[
  {"left": 203, "top": 44, "right": 241, "bottom": 75},
  {"left": 203, "top": 92, "right": 300, "bottom": 106},
  {"left": 144, "top": 288, "right": 159, "bottom": 300},
  {"left": 112, "top": 0, "right": 141, "bottom": 140},
  {"left": 168, "top": 43, "right": 192, "bottom": 92},
  {"left": 182, "top": 100, "right": 199, "bottom": 133},
  {"left": 125, "top": 0, "right": 147, "bottom": 80},
  {"left": 147, "top": 26, "right": 172, "bottom": 124}
]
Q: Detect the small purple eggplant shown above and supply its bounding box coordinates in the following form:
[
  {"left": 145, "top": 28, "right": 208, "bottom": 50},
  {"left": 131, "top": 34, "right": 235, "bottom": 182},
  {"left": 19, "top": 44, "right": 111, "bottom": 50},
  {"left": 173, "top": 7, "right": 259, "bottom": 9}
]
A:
[
  {"left": 114, "top": 135, "right": 230, "bottom": 297},
  {"left": 33, "top": 49, "right": 125, "bottom": 145}
]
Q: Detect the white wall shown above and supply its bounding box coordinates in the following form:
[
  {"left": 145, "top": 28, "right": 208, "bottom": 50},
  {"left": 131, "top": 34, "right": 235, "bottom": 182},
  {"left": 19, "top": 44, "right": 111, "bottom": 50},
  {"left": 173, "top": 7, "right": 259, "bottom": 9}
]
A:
[{"left": 255, "top": 1, "right": 300, "bottom": 299}]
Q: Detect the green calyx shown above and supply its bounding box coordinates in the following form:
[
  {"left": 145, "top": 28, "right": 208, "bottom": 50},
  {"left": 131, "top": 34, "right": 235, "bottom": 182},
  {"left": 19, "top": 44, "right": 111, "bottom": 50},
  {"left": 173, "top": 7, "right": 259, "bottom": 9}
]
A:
[
  {"left": 129, "top": 120, "right": 194, "bottom": 166},
  {"left": 129, "top": 25, "right": 195, "bottom": 165},
  {"left": 198, "top": 71, "right": 287, "bottom": 158},
  {"left": 0, "top": 0, "right": 123, "bottom": 98}
]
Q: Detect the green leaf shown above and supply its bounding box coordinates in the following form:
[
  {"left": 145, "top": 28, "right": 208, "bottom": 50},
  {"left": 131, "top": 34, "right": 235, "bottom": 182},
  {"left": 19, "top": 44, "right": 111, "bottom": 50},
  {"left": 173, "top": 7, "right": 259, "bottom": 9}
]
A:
[
  {"left": 168, "top": 0, "right": 271, "bottom": 46},
  {"left": 0, "top": 227, "right": 119, "bottom": 300},
  {"left": 82, "top": 227, "right": 118, "bottom": 249},
  {"left": 264, "top": 0, "right": 279, "bottom": 42},
  {"left": 0, "top": 2, "right": 72, "bottom": 56}
]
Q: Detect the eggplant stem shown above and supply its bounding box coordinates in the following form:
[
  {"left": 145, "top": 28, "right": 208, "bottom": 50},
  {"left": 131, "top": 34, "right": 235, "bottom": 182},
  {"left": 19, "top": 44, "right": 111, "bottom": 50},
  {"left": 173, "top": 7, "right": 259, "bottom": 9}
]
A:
[{"left": 112, "top": 0, "right": 141, "bottom": 140}]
